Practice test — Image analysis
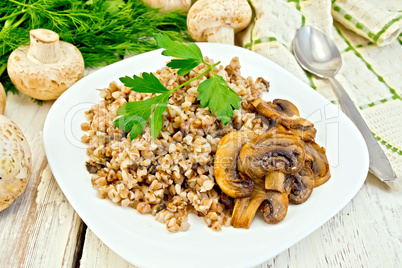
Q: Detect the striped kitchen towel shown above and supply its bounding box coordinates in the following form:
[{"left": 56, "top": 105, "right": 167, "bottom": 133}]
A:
[{"left": 332, "top": 0, "right": 402, "bottom": 47}]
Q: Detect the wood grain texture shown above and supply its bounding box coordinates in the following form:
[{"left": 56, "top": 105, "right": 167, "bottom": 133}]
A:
[
  {"left": 80, "top": 228, "right": 136, "bottom": 268},
  {"left": 0, "top": 93, "right": 84, "bottom": 268}
]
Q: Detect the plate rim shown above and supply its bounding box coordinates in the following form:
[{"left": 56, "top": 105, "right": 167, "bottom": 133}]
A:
[{"left": 43, "top": 42, "right": 369, "bottom": 268}]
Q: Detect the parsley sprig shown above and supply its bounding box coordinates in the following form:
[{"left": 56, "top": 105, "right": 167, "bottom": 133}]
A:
[{"left": 114, "top": 34, "right": 242, "bottom": 140}]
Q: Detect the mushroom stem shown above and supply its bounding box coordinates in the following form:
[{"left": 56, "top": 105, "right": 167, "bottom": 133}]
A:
[
  {"left": 265, "top": 171, "right": 285, "bottom": 192},
  {"left": 231, "top": 180, "right": 289, "bottom": 228},
  {"left": 231, "top": 194, "right": 264, "bottom": 228},
  {"left": 207, "top": 26, "right": 235, "bottom": 45},
  {"left": 27, "top": 29, "right": 62, "bottom": 64}
]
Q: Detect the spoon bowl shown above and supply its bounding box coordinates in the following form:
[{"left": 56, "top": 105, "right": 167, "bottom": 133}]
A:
[
  {"left": 293, "top": 25, "right": 396, "bottom": 182},
  {"left": 293, "top": 26, "right": 342, "bottom": 78}
]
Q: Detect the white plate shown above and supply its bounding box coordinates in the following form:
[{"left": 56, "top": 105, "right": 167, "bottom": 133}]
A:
[{"left": 43, "top": 43, "right": 369, "bottom": 268}]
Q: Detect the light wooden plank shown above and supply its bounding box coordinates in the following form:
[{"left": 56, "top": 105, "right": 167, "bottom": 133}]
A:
[
  {"left": 80, "top": 173, "right": 402, "bottom": 267},
  {"left": 80, "top": 229, "right": 136, "bottom": 268},
  {"left": 0, "top": 93, "right": 84, "bottom": 267}
]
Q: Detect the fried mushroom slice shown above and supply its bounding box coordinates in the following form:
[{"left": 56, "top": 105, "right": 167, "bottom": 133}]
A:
[
  {"left": 214, "top": 130, "right": 259, "bottom": 198},
  {"left": 305, "top": 141, "right": 331, "bottom": 187},
  {"left": 231, "top": 177, "right": 288, "bottom": 228},
  {"left": 252, "top": 98, "right": 316, "bottom": 141},
  {"left": 284, "top": 165, "right": 315, "bottom": 204},
  {"left": 237, "top": 128, "right": 305, "bottom": 193}
]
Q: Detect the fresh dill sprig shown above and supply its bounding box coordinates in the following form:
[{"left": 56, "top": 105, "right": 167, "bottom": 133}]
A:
[{"left": 0, "top": 0, "right": 190, "bottom": 95}]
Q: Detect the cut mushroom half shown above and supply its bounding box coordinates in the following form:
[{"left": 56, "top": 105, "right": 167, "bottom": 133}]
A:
[
  {"left": 252, "top": 98, "right": 317, "bottom": 141},
  {"left": 305, "top": 141, "right": 331, "bottom": 187},
  {"left": 237, "top": 128, "right": 306, "bottom": 193},
  {"left": 214, "top": 130, "right": 259, "bottom": 198},
  {"left": 231, "top": 177, "right": 289, "bottom": 228},
  {"left": 187, "top": 0, "right": 252, "bottom": 45},
  {"left": 284, "top": 164, "right": 315, "bottom": 204}
]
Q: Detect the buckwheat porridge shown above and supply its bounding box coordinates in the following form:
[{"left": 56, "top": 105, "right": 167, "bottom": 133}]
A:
[{"left": 81, "top": 56, "right": 330, "bottom": 232}]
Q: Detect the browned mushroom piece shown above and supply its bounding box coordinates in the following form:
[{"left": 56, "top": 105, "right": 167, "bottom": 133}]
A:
[
  {"left": 276, "top": 123, "right": 317, "bottom": 142},
  {"left": 305, "top": 141, "right": 331, "bottom": 187},
  {"left": 252, "top": 98, "right": 316, "bottom": 141},
  {"left": 237, "top": 128, "right": 305, "bottom": 193},
  {"left": 284, "top": 165, "right": 315, "bottom": 204},
  {"left": 231, "top": 177, "right": 288, "bottom": 228},
  {"left": 214, "top": 130, "right": 259, "bottom": 198}
]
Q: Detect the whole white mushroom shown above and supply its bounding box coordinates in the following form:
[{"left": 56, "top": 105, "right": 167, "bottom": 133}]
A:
[
  {"left": 0, "top": 82, "right": 5, "bottom": 114},
  {"left": 0, "top": 115, "right": 32, "bottom": 212},
  {"left": 187, "top": 0, "right": 252, "bottom": 45},
  {"left": 7, "top": 29, "right": 85, "bottom": 100},
  {"left": 143, "top": 0, "right": 192, "bottom": 13}
]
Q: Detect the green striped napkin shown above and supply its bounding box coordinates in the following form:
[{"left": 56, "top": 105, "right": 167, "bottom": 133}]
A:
[{"left": 332, "top": 0, "right": 402, "bottom": 46}]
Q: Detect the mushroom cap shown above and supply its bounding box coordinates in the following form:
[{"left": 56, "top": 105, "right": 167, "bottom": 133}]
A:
[
  {"left": 253, "top": 98, "right": 316, "bottom": 141},
  {"left": 143, "top": 0, "right": 191, "bottom": 13},
  {"left": 0, "top": 82, "right": 5, "bottom": 114},
  {"left": 237, "top": 128, "right": 306, "bottom": 180},
  {"left": 284, "top": 164, "right": 314, "bottom": 204},
  {"left": 214, "top": 129, "right": 259, "bottom": 198},
  {"left": 7, "top": 37, "right": 84, "bottom": 100},
  {"left": 0, "top": 115, "right": 32, "bottom": 212},
  {"left": 305, "top": 141, "right": 331, "bottom": 187},
  {"left": 187, "top": 0, "right": 252, "bottom": 41}
]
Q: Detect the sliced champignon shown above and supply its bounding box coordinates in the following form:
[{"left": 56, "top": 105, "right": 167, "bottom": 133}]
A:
[
  {"left": 284, "top": 165, "right": 314, "bottom": 204},
  {"left": 7, "top": 29, "right": 84, "bottom": 100},
  {"left": 231, "top": 177, "right": 288, "bottom": 228},
  {"left": 252, "top": 98, "right": 316, "bottom": 141},
  {"left": 214, "top": 130, "right": 259, "bottom": 198},
  {"left": 237, "top": 128, "right": 305, "bottom": 193},
  {"left": 143, "top": 0, "right": 191, "bottom": 13},
  {"left": 220, "top": 191, "right": 235, "bottom": 210},
  {"left": 187, "top": 0, "right": 252, "bottom": 45},
  {"left": 305, "top": 141, "right": 331, "bottom": 187},
  {"left": 0, "top": 115, "right": 32, "bottom": 212},
  {"left": 0, "top": 82, "right": 5, "bottom": 114}
]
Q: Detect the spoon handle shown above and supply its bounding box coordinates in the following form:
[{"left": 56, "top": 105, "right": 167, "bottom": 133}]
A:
[{"left": 329, "top": 77, "right": 397, "bottom": 182}]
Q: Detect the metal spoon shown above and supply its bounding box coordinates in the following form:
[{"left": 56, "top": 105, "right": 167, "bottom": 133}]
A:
[{"left": 293, "top": 25, "right": 396, "bottom": 182}]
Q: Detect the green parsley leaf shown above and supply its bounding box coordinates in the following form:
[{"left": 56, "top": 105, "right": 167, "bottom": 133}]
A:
[
  {"left": 155, "top": 33, "right": 203, "bottom": 60},
  {"left": 119, "top": 72, "right": 169, "bottom": 93},
  {"left": 150, "top": 93, "right": 170, "bottom": 139},
  {"left": 114, "top": 92, "right": 171, "bottom": 139},
  {"left": 155, "top": 33, "right": 203, "bottom": 76},
  {"left": 197, "top": 75, "right": 242, "bottom": 125},
  {"left": 167, "top": 59, "right": 201, "bottom": 76}
]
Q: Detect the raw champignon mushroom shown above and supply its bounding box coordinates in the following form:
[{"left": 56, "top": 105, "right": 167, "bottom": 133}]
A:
[
  {"left": 237, "top": 128, "right": 305, "bottom": 193},
  {"left": 284, "top": 165, "right": 314, "bottom": 204},
  {"left": 7, "top": 29, "right": 84, "bottom": 100},
  {"left": 252, "top": 98, "right": 316, "bottom": 141},
  {"left": 0, "top": 82, "right": 5, "bottom": 114},
  {"left": 214, "top": 130, "right": 259, "bottom": 198},
  {"left": 305, "top": 141, "right": 331, "bottom": 187},
  {"left": 143, "top": 0, "right": 191, "bottom": 13},
  {"left": 231, "top": 176, "right": 289, "bottom": 228},
  {"left": 0, "top": 115, "right": 32, "bottom": 212},
  {"left": 187, "top": 0, "right": 252, "bottom": 45}
]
